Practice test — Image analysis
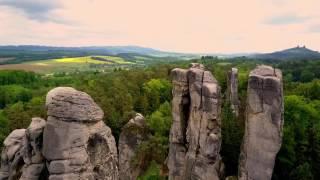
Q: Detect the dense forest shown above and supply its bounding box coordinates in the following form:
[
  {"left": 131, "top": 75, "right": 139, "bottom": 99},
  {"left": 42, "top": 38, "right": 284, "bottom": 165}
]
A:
[{"left": 0, "top": 58, "right": 320, "bottom": 179}]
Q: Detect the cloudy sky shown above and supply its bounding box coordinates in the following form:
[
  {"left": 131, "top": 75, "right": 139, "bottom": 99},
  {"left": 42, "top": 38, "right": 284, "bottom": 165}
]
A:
[{"left": 0, "top": 0, "right": 319, "bottom": 53}]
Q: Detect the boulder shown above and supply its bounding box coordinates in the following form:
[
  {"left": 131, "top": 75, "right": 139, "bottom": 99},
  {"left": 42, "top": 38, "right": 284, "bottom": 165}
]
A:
[
  {"left": 118, "top": 113, "right": 149, "bottom": 180},
  {"left": 43, "top": 87, "right": 118, "bottom": 180},
  {"left": 168, "top": 63, "right": 223, "bottom": 180},
  {"left": 238, "top": 65, "right": 284, "bottom": 180}
]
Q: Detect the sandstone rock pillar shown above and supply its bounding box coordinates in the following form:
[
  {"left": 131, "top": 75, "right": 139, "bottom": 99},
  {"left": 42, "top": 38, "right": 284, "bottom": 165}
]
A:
[
  {"left": 0, "top": 129, "right": 26, "bottom": 180},
  {"left": 0, "top": 117, "right": 47, "bottom": 180},
  {"left": 238, "top": 65, "right": 284, "bottom": 180},
  {"left": 167, "top": 67, "right": 189, "bottom": 180},
  {"left": 168, "top": 63, "right": 223, "bottom": 180},
  {"left": 118, "top": 113, "right": 149, "bottom": 180},
  {"left": 43, "top": 87, "right": 119, "bottom": 180},
  {"left": 20, "top": 117, "right": 47, "bottom": 180}
]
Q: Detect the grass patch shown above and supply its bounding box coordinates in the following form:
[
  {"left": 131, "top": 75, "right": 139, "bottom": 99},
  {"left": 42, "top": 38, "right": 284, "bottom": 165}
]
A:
[{"left": 54, "top": 56, "right": 109, "bottom": 64}]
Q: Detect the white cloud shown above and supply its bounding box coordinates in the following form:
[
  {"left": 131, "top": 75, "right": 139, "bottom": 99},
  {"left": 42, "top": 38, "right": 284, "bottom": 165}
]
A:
[{"left": 0, "top": 0, "right": 60, "bottom": 22}]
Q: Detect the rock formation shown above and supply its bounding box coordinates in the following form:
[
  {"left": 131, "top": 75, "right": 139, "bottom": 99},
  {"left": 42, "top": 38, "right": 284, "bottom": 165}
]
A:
[
  {"left": 238, "top": 65, "right": 284, "bottom": 180},
  {"left": 0, "top": 64, "right": 285, "bottom": 180},
  {"left": 168, "top": 63, "right": 223, "bottom": 180},
  {"left": 227, "top": 68, "right": 240, "bottom": 116},
  {"left": 118, "top": 113, "right": 149, "bottom": 180},
  {"left": 0, "top": 87, "right": 119, "bottom": 180},
  {"left": 43, "top": 87, "right": 118, "bottom": 180},
  {"left": 21, "top": 118, "right": 47, "bottom": 180},
  {"left": 0, "top": 117, "right": 47, "bottom": 180},
  {"left": 0, "top": 129, "right": 27, "bottom": 180}
]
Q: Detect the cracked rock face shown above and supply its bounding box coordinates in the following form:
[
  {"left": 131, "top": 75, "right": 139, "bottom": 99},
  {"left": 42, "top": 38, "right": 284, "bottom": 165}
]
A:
[
  {"left": 43, "top": 87, "right": 118, "bottom": 180},
  {"left": 168, "top": 63, "right": 223, "bottom": 180},
  {"left": 227, "top": 68, "right": 240, "bottom": 116},
  {"left": 118, "top": 113, "right": 149, "bottom": 180},
  {"left": 238, "top": 65, "right": 284, "bottom": 180}
]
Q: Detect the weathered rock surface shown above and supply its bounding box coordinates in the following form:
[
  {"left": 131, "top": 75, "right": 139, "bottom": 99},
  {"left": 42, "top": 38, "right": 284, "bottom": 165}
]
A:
[
  {"left": 0, "top": 117, "right": 47, "bottom": 180},
  {"left": 43, "top": 87, "right": 118, "bottom": 180},
  {"left": 21, "top": 118, "right": 47, "bottom": 180},
  {"left": 168, "top": 63, "right": 223, "bottom": 180},
  {"left": 238, "top": 65, "right": 284, "bottom": 180},
  {"left": 45, "top": 87, "right": 104, "bottom": 122},
  {"left": 0, "top": 129, "right": 26, "bottom": 180},
  {"left": 0, "top": 87, "right": 122, "bottom": 180},
  {"left": 227, "top": 67, "right": 240, "bottom": 116},
  {"left": 118, "top": 113, "right": 149, "bottom": 180}
]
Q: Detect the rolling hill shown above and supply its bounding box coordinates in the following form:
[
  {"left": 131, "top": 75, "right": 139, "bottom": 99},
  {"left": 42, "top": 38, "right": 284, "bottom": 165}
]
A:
[{"left": 249, "top": 46, "right": 320, "bottom": 60}]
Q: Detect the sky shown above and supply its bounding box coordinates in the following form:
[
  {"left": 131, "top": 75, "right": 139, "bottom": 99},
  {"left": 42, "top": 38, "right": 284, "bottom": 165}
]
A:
[{"left": 0, "top": 0, "right": 319, "bottom": 53}]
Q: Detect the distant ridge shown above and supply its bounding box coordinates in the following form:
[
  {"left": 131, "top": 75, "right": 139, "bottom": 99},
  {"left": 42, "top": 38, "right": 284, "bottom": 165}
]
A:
[
  {"left": 0, "top": 45, "right": 195, "bottom": 64},
  {"left": 249, "top": 46, "right": 320, "bottom": 60},
  {"left": 0, "top": 45, "right": 176, "bottom": 56}
]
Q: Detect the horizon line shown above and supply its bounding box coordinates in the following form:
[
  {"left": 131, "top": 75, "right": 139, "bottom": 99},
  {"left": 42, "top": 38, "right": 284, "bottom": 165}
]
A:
[{"left": 0, "top": 44, "right": 318, "bottom": 55}]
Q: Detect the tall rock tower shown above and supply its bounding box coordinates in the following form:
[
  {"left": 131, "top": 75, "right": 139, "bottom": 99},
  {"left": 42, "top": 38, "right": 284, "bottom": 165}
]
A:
[
  {"left": 168, "top": 63, "right": 223, "bottom": 180},
  {"left": 238, "top": 65, "right": 284, "bottom": 180},
  {"left": 118, "top": 113, "right": 149, "bottom": 180}
]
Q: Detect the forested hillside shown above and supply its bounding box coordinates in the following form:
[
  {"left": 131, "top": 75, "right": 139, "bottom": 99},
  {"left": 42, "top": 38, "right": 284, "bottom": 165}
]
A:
[{"left": 0, "top": 58, "right": 320, "bottom": 179}]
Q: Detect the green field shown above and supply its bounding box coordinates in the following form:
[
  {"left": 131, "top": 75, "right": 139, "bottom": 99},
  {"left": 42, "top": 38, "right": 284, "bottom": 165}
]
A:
[{"left": 0, "top": 56, "right": 136, "bottom": 74}]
